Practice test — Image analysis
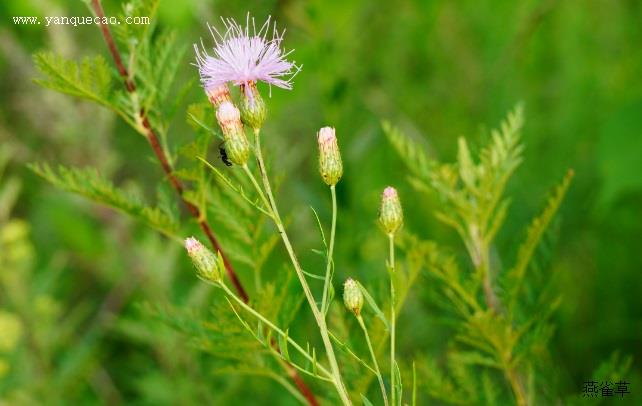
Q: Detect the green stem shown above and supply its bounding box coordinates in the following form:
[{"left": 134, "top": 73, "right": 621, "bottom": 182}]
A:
[
  {"left": 321, "top": 184, "right": 338, "bottom": 315},
  {"left": 251, "top": 129, "right": 352, "bottom": 405},
  {"left": 220, "top": 282, "right": 333, "bottom": 380},
  {"left": 388, "top": 233, "right": 397, "bottom": 406},
  {"left": 471, "top": 229, "right": 527, "bottom": 405},
  {"left": 506, "top": 367, "right": 527, "bottom": 406},
  {"left": 242, "top": 164, "right": 272, "bottom": 215},
  {"left": 357, "top": 316, "right": 389, "bottom": 406}
]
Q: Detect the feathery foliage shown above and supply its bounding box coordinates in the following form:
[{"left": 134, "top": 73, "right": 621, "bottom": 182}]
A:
[
  {"left": 383, "top": 107, "right": 580, "bottom": 405},
  {"left": 29, "top": 163, "right": 179, "bottom": 238},
  {"left": 21, "top": 0, "right": 624, "bottom": 403}
]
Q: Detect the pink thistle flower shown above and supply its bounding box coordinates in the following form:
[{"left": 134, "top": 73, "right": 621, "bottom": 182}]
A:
[{"left": 194, "top": 14, "right": 301, "bottom": 94}]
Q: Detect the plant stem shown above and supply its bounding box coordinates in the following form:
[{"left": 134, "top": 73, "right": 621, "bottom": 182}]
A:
[
  {"left": 88, "top": 0, "right": 248, "bottom": 302},
  {"left": 388, "top": 233, "right": 397, "bottom": 406},
  {"left": 357, "top": 316, "right": 389, "bottom": 406},
  {"left": 506, "top": 367, "right": 527, "bottom": 406},
  {"left": 472, "top": 230, "right": 528, "bottom": 406},
  {"left": 220, "top": 283, "right": 333, "bottom": 380},
  {"left": 252, "top": 129, "right": 352, "bottom": 405},
  {"left": 88, "top": 2, "right": 318, "bottom": 404},
  {"left": 242, "top": 164, "right": 271, "bottom": 213},
  {"left": 320, "top": 185, "right": 338, "bottom": 315},
  {"left": 480, "top": 246, "right": 500, "bottom": 312}
]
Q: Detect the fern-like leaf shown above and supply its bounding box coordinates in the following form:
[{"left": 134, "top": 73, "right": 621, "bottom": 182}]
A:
[
  {"left": 30, "top": 163, "right": 179, "bottom": 237},
  {"left": 506, "top": 169, "right": 574, "bottom": 305}
]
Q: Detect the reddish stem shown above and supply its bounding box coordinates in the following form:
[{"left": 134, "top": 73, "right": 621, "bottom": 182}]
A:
[{"left": 89, "top": 1, "right": 317, "bottom": 404}]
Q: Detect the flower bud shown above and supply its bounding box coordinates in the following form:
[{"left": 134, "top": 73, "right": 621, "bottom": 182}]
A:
[
  {"left": 185, "top": 237, "right": 222, "bottom": 283},
  {"left": 317, "top": 127, "right": 343, "bottom": 186},
  {"left": 205, "top": 84, "right": 232, "bottom": 109},
  {"left": 379, "top": 186, "right": 403, "bottom": 235},
  {"left": 240, "top": 82, "right": 267, "bottom": 131},
  {"left": 216, "top": 101, "right": 250, "bottom": 165},
  {"left": 343, "top": 278, "right": 364, "bottom": 317}
]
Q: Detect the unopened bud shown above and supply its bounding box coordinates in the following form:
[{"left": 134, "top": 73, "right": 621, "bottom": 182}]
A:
[
  {"left": 205, "top": 84, "right": 232, "bottom": 109},
  {"left": 216, "top": 101, "right": 250, "bottom": 165},
  {"left": 240, "top": 82, "right": 267, "bottom": 131},
  {"left": 379, "top": 186, "right": 403, "bottom": 235},
  {"left": 343, "top": 278, "right": 364, "bottom": 317},
  {"left": 317, "top": 127, "right": 343, "bottom": 186},
  {"left": 184, "top": 237, "right": 222, "bottom": 283}
]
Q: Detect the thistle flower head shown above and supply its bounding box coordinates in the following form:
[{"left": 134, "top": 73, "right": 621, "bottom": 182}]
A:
[
  {"left": 216, "top": 101, "right": 250, "bottom": 165},
  {"left": 317, "top": 126, "right": 343, "bottom": 186},
  {"left": 379, "top": 186, "right": 403, "bottom": 235},
  {"left": 184, "top": 237, "right": 223, "bottom": 283},
  {"left": 194, "top": 14, "right": 301, "bottom": 93},
  {"left": 343, "top": 278, "right": 364, "bottom": 317}
]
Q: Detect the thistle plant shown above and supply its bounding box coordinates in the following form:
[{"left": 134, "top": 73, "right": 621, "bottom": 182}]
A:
[{"left": 27, "top": 1, "right": 597, "bottom": 404}]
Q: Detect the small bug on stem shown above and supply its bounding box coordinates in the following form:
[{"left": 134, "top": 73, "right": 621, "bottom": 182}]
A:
[{"left": 219, "top": 142, "right": 233, "bottom": 167}]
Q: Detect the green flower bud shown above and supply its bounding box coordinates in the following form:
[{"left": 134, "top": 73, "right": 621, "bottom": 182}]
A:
[
  {"left": 205, "top": 84, "right": 232, "bottom": 109},
  {"left": 240, "top": 82, "right": 267, "bottom": 131},
  {"left": 343, "top": 278, "right": 364, "bottom": 317},
  {"left": 317, "top": 127, "right": 343, "bottom": 186},
  {"left": 379, "top": 186, "right": 403, "bottom": 235},
  {"left": 184, "top": 237, "right": 222, "bottom": 283},
  {"left": 216, "top": 101, "right": 250, "bottom": 166}
]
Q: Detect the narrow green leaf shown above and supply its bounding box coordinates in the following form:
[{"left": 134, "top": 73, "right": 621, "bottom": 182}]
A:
[
  {"left": 356, "top": 281, "right": 390, "bottom": 331},
  {"left": 360, "top": 394, "right": 375, "bottom": 406},
  {"left": 278, "top": 329, "right": 291, "bottom": 361}
]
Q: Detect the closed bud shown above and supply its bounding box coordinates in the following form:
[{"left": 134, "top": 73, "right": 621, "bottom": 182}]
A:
[
  {"left": 343, "top": 278, "right": 364, "bottom": 317},
  {"left": 216, "top": 101, "right": 250, "bottom": 165},
  {"left": 184, "top": 237, "right": 222, "bottom": 283},
  {"left": 205, "top": 84, "right": 232, "bottom": 109},
  {"left": 240, "top": 82, "right": 267, "bottom": 131},
  {"left": 379, "top": 186, "right": 403, "bottom": 235},
  {"left": 317, "top": 127, "right": 343, "bottom": 186}
]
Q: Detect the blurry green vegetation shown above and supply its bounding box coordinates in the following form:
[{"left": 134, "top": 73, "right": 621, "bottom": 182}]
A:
[{"left": 1, "top": 0, "right": 641, "bottom": 404}]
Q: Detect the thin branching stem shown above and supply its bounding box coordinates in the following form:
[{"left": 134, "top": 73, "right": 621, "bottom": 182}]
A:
[
  {"left": 321, "top": 184, "right": 337, "bottom": 315},
  {"left": 86, "top": 3, "right": 320, "bottom": 403},
  {"left": 470, "top": 225, "right": 527, "bottom": 405},
  {"left": 328, "top": 331, "right": 377, "bottom": 374},
  {"left": 219, "top": 282, "right": 333, "bottom": 380},
  {"left": 357, "top": 316, "right": 389, "bottom": 406},
  {"left": 250, "top": 129, "right": 352, "bottom": 405},
  {"left": 87, "top": 0, "right": 248, "bottom": 301}
]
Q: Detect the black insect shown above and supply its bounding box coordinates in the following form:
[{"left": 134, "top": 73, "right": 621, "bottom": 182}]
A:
[{"left": 219, "top": 142, "right": 233, "bottom": 167}]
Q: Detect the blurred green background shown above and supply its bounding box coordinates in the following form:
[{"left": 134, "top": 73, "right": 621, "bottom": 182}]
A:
[{"left": 1, "top": 0, "right": 641, "bottom": 404}]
